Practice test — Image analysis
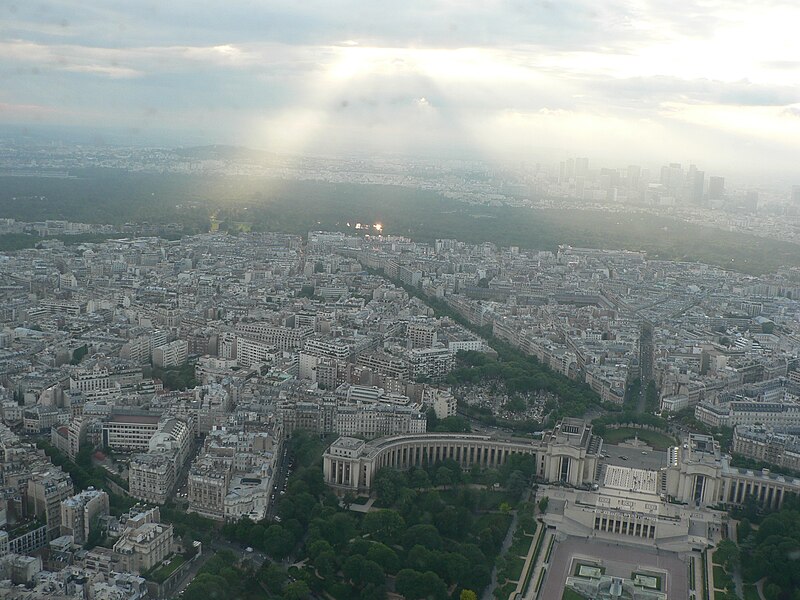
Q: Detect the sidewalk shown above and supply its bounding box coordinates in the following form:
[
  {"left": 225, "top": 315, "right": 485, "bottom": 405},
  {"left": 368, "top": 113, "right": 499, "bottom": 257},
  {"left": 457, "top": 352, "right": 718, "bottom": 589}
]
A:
[
  {"left": 521, "top": 527, "right": 553, "bottom": 600},
  {"left": 687, "top": 553, "right": 704, "bottom": 600},
  {"left": 706, "top": 549, "right": 716, "bottom": 599},
  {"left": 346, "top": 496, "right": 376, "bottom": 513}
]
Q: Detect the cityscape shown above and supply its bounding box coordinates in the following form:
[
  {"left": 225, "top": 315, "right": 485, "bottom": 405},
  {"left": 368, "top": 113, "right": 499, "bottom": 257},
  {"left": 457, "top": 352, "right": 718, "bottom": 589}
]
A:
[
  {"left": 0, "top": 195, "right": 795, "bottom": 598},
  {"left": 3, "top": 1, "right": 800, "bottom": 600}
]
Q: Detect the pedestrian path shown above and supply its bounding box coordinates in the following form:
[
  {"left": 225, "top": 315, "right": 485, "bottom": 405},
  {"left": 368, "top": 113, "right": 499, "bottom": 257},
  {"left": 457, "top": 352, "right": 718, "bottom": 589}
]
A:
[{"left": 521, "top": 527, "right": 553, "bottom": 600}]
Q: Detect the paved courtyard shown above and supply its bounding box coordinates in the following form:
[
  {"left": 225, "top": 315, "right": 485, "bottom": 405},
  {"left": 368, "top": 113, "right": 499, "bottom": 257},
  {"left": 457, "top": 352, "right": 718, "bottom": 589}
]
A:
[
  {"left": 541, "top": 536, "right": 689, "bottom": 600},
  {"left": 602, "top": 443, "right": 668, "bottom": 471}
]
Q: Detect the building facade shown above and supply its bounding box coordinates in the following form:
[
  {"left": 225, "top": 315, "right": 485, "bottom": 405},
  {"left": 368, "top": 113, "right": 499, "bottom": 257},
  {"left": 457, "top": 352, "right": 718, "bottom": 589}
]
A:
[{"left": 323, "top": 418, "right": 602, "bottom": 493}]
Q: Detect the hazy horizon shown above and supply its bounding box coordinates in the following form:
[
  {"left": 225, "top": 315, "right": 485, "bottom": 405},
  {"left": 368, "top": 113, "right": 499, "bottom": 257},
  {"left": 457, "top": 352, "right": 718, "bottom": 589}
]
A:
[{"left": 2, "top": 1, "right": 800, "bottom": 176}]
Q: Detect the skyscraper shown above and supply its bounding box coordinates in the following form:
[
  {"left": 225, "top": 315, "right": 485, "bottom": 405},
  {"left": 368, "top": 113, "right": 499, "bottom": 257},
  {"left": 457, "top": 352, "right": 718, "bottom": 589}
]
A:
[
  {"left": 688, "top": 165, "right": 705, "bottom": 205},
  {"left": 708, "top": 176, "right": 725, "bottom": 200}
]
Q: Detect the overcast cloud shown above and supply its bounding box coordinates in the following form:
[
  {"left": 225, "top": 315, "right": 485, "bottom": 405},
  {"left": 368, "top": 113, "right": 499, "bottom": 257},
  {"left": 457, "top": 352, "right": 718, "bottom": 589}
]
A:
[{"left": 1, "top": 1, "right": 799, "bottom": 172}]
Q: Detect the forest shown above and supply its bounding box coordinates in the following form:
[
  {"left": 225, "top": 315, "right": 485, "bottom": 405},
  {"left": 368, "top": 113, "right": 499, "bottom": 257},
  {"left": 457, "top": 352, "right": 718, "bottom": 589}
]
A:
[{"left": 1, "top": 171, "right": 798, "bottom": 275}]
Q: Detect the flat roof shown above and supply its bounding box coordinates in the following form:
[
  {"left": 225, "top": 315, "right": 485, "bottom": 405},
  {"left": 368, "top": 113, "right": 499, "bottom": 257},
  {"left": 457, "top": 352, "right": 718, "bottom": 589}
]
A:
[
  {"left": 603, "top": 465, "right": 659, "bottom": 495},
  {"left": 108, "top": 415, "right": 160, "bottom": 425}
]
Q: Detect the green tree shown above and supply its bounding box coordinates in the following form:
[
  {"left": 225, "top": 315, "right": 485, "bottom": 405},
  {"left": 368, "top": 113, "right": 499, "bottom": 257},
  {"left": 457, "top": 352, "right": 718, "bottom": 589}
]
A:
[
  {"left": 344, "top": 556, "right": 386, "bottom": 588},
  {"left": 764, "top": 583, "right": 781, "bottom": 600},
  {"left": 342, "top": 492, "right": 356, "bottom": 510},
  {"left": 410, "top": 468, "right": 431, "bottom": 489},
  {"left": 507, "top": 470, "right": 527, "bottom": 498},
  {"left": 263, "top": 524, "right": 295, "bottom": 559},
  {"left": 715, "top": 539, "right": 740, "bottom": 573},
  {"left": 435, "top": 466, "right": 454, "bottom": 488},
  {"left": 363, "top": 510, "right": 406, "bottom": 545},
  {"left": 395, "top": 569, "right": 448, "bottom": 600},
  {"left": 260, "top": 562, "right": 288, "bottom": 592},
  {"left": 402, "top": 524, "right": 442, "bottom": 550},
  {"left": 738, "top": 518, "right": 753, "bottom": 543},
  {"left": 283, "top": 580, "right": 311, "bottom": 600},
  {"left": 538, "top": 496, "right": 549, "bottom": 513},
  {"left": 434, "top": 416, "right": 471, "bottom": 432},
  {"left": 366, "top": 542, "right": 401, "bottom": 573}
]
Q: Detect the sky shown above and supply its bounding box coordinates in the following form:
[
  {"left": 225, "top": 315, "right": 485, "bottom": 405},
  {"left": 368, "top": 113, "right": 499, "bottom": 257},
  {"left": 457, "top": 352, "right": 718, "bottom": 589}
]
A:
[{"left": 1, "top": 1, "right": 800, "bottom": 174}]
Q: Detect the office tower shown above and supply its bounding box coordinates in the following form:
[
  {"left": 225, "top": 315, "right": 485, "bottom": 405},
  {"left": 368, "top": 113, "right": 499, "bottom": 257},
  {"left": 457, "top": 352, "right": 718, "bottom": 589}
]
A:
[
  {"left": 565, "top": 158, "right": 575, "bottom": 179},
  {"left": 708, "top": 176, "right": 725, "bottom": 200},
  {"left": 688, "top": 165, "right": 705, "bottom": 205},
  {"left": 660, "top": 163, "right": 683, "bottom": 198},
  {"left": 627, "top": 165, "right": 641, "bottom": 190},
  {"left": 575, "top": 157, "right": 589, "bottom": 177}
]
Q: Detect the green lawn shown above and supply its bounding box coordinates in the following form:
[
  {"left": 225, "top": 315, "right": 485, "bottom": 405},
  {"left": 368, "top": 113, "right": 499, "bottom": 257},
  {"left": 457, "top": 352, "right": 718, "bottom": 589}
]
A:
[
  {"left": 148, "top": 554, "right": 186, "bottom": 584},
  {"left": 602, "top": 427, "right": 677, "bottom": 451},
  {"left": 743, "top": 584, "right": 760, "bottom": 600},
  {"left": 494, "top": 580, "right": 517, "bottom": 600},
  {"left": 713, "top": 565, "right": 734, "bottom": 591},
  {"left": 442, "top": 488, "right": 519, "bottom": 511},
  {"left": 509, "top": 534, "right": 533, "bottom": 557},
  {"left": 502, "top": 555, "right": 526, "bottom": 581},
  {"left": 562, "top": 588, "right": 587, "bottom": 600}
]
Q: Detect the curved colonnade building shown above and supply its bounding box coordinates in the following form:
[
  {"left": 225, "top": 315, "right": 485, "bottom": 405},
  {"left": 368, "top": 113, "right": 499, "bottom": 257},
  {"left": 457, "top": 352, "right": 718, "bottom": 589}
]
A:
[
  {"left": 323, "top": 420, "right": 800, "bottom": 513},
  {"left": 324, "top": 418, "right": 601, "bottom": 492}
]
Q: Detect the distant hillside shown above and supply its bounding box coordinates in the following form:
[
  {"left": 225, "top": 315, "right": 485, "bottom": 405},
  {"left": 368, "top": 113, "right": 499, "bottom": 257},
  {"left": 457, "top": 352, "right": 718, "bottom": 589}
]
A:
[{"left": 0, "top": 170, "right": 798, "bottom": 275}]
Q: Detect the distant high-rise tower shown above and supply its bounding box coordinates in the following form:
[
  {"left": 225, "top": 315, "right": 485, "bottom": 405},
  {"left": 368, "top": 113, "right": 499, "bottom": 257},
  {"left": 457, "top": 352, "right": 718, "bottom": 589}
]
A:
[
  {"left": 627, "top": 165, "right": 641, "bottom": 190},
  {"left": 575, "top": 157, "right": 589, "bottom": 177},
  {"left": 660, "top": 163, "right": 683, "bottom": 198},
  {"left": 687, "top": 165, "right": 705, "bottom": 205},
  {"left": 565, "top": 158, "right": 575, "bottom": 179},
  {"left": 708, "top": 176, "right": 725, "bottom": 200},
  {"left": 792, "top": 185, "right": 800, "bottom": 204}
]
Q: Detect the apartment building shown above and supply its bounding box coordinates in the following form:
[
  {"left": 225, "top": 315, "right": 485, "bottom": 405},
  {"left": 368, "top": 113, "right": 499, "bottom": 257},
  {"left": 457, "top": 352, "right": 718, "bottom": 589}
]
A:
[
  {"left": 113, "top": 522, "right": 174, "bottom": 573},
  {"left": 102, "top": 414, "right": 161, "bottom": 451},
  {"left": 235, "top": 323, "right": 313, "bottom": 351},
  {"left": 23, "top": 405, "right": 66, "bottom": 434},
  {"left": 280, "top": 399, "right": 426, "bottom": 439},
  {"left": 303, "top": 338, "right": 351, "bottom": 360},
  {"left": 70, "top": 368, "right": 110, "bottom": 394},
  {"left": 128, "top": 453, "right": 175, "bottom": 505},
  {"left": 733, "top": 425, "right": 800, "bottom": 471},
  {"left": 407, "top": 322, "right": 437, "bottom": 348},
  {"left": 235, "top": 336, "right": 277, "bottom": 368},
  {"left": 152, "top": 339, "right": 188, "bottom": 368},
  {"left": 334, "top": 404, "right": 427, "bottom": 438},
  {"left": 427, "top": 388, "right": 458, "bottom": 419},
  {"left": 26, "top": 469, "right": 74, "bottom": 539},
  {"left": 357, "top": 351, "right": 410, "bottom": 380},
  {"left": 60, "top": 488, "right": 110, "bottom": 545},
  {"left": 408, "top": 346, "right": 456, "bottom": 382},
  {"left": 187, "top": 455, "right": 232, "bottom": 521}
]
